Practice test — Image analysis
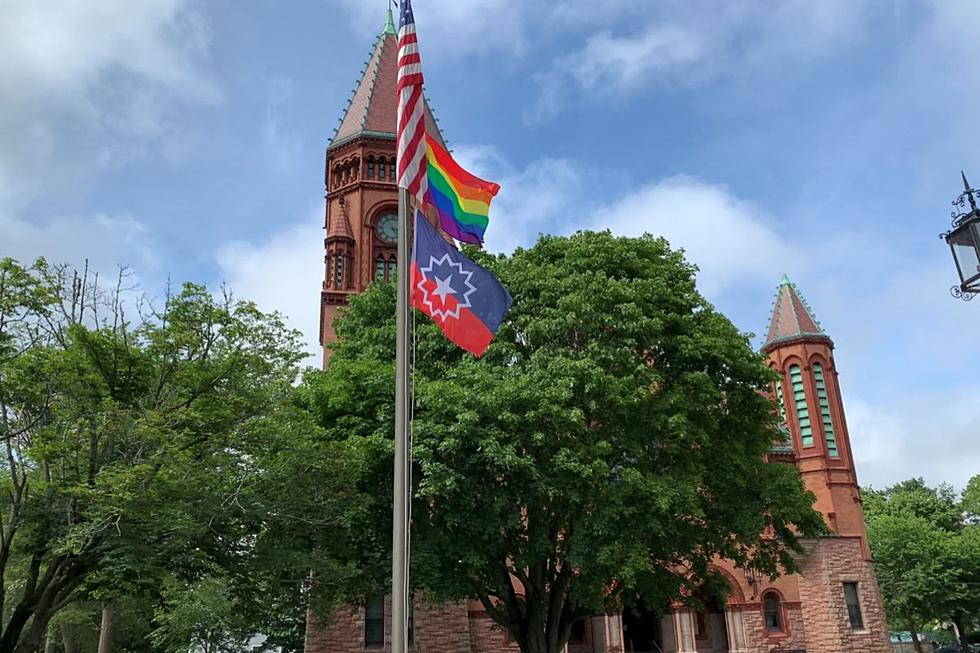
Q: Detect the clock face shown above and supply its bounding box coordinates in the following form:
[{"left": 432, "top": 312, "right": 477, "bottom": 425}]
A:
[{"left": 377, "top": 213, "right": 398, "bottom": 244}]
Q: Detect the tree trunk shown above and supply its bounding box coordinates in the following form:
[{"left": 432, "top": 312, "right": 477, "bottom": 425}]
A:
[
  {"left": 97, "top": 602, "right": 117, "bottom": 653},
  {"left": 953, "top": 617, "right": 969, "bottom": 651},
  {"left": 909, "top": 627, "right": 924, "bottom": 653},
  {"left": 42, "top": 635, "right": 55, "bottom": 653},
  {"left": 60, "top": 623, "right": 78, "bottom": 653}
]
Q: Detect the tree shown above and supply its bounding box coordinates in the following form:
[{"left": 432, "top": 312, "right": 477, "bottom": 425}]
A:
[
  {"left": 863, "top": 478, "right": 962, "bottom": 532},
  {"left": 962, "top": 475, "right": 980, "bottom": 524},
  {"left": 303, "top": 231, "right": 825, "bottom": 653},
  {"left": 864, "top": 477, "right": 980, "bottom": 650},
  {"left": 866, "top": 514, "right": 950, "bottom": 652},
  {"left": 0, "top": 257, "right": 305, "bottom": 652},
  {"left": 942, "top": 526, "right": 980, "bottom": 650}
]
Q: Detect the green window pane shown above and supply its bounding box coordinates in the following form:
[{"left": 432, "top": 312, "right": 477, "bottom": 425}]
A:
[
  {"left": 812, "top": 363, "right": 838, "bottom": 457},
  {"left": 789, "top": 365, "right": 813, "bottom": 447}
]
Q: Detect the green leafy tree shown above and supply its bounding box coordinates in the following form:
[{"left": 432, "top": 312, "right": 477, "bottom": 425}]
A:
[
  {"left": 943, "top": 526, "right": 980, "bottom": 650},
  {"left": 0, "top": 257, "right": 305, "bottom": 652},
  {"left": 866, "top": 514, "right": 950, "bottom": 652},
  {"left": 303, "top": 232, "right": 825, "bottom": 653},
  {"left": 864, "top": 477, "right": 980, "bottom": 650},
  {"left": 962, "top": 475, "right": 980, "bottom": 524},
  {"left": 863, "top": 478, "right": 962, "bottom": 532}
]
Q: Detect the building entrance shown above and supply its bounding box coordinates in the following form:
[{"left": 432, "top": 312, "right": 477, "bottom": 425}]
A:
[{"left": 622, "top": 603, "right": 664, "bottom": 653}]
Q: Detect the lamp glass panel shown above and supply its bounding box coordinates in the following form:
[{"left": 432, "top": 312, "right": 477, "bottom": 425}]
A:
[{"left": 949, "top": 223, "right": 980, "bottom": 283}]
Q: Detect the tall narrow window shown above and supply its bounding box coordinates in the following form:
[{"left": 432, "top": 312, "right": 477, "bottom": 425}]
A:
[
  {"left": 376, "top": 255, "right": 386, "bottom": 282},
  {"left": 364, "top": 596, "right": 384, "bottom": 648},
  {"left": 763, "top": 592, "right": 782, "bottom": 632},
  {"left": 775, "top": 380, "right": 787, "bottom": 422},
  {"left": 812, "top": 363, "right": 839, "bottom": 457},
  {"left": 843, "top": 583, "right": 864, "bottom": 629},
  {"left": 387, "top": 258, "right": 396, "bottom": 282},
  {"left": 378, "top": 157, "right": 386, "bottom": 180},
  {"left": 789, "top": 365, "right": 813, "bottom": 447},
  {"left": 367, "top": 157, "right": 375, "bottom": 179},
  {"left": 389, "top": 160, "right": 396, "bottom": 181},
  {"left": 334, "top": 254, "right": 344, "bottom": 289}
]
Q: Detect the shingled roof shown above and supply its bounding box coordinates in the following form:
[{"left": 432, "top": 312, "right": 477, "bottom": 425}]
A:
[
  {"left": 330, "top": 10, "right": 446, "bottom": 150},
  {"left": 763, "top": 275, "right": 829, "bottom": 350}
]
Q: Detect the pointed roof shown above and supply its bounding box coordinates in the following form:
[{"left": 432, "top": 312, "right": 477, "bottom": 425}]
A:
[
  {"left": 762, "top": 275, "right": 830, "bottom": 350},
  {"left": 330, "top": 11, "right": 446, "bottom": 150},
  {"left": 327, "top": 199, "right": 355, "bottom": 241}
]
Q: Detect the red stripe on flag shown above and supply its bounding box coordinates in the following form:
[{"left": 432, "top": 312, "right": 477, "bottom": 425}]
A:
[
  {"left": 396, "top": 85, "right": 423, "bottom": 134},
  {"left": 410, "top": 263, "right": 495, "bottom": 357}
]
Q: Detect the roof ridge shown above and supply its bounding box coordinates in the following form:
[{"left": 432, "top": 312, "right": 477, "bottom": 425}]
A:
[
  {"left": 359, "top": 34, "right": 388, "bottom": 132},
  {"left": 331, "top": 32, "right": 386, "bottom": 143}
]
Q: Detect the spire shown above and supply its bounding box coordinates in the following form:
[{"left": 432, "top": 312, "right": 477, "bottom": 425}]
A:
[
  {"left": 329, "top": 14, "right": 446, "bottom": 150},
  {"left": 763, "top": 275, "right": 829, "bottom": 350},
  {"left": 383, "top": 8, "right": 396, "bottom": 35}
]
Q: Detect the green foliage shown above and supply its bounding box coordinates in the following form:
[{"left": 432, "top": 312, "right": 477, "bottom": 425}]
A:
[
  {"left": 963, "top": 475, "right": 980, "bottom": 524},
  {"left": 864, "top": 477, "right": 980, "bottom": 647},
  {"left": 0, "top": 257, "right": 307, "bottom": 652},
  {"left": 863, "top": 478, "right": 962, "bottom": 532},
  {"left": 304, "top": 231, "right": 825, "bottom": 653},
  {"left": 149, "top": 575, "right": 254, "bottom": 653},
  {"left": 867, "top": 514, "right": 950, "bottom": 633}
]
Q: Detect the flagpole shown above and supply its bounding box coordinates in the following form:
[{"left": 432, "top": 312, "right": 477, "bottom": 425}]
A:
[{"left": 391, "top": 187, "right": 412, "bottom": 653}]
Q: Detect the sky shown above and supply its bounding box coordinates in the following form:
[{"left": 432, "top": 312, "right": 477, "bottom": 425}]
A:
[{"left": 1, "top": 0, "right": 979, "bottom": 491}]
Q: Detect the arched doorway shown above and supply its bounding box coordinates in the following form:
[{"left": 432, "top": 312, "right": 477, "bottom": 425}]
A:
[
  {"left": 622, "top": 601, "right": 664, "bottom": 653},
  {"left": 692, "top": 593, "right": 729, "bottom": 653}
]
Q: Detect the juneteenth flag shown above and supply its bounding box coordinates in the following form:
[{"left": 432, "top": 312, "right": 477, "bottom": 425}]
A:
[
  {"left": 423, "top": 133, "right": 501, "bottom": 246},
  {"left": 410, "top": 210, "right": 512, "bottom": 356}
]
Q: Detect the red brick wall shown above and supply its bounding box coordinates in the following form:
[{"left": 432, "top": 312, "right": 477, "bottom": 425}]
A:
[{"left": 467, "top": 612, "right": 520, "bottom": 653}]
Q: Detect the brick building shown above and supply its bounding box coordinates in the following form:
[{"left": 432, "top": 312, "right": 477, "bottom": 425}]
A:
[{"left": 309, "top": 12, "right": 892, "bottom": 653}]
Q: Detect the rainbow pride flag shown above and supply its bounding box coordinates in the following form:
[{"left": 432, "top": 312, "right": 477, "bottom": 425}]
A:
[{"left": 423, "top": 134, "right": 500, "bottom": 245}]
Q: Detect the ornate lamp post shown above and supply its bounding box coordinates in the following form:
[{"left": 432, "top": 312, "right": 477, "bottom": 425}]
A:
[{"left": 941, "top": 172, "right": 980, "bottom": 300}]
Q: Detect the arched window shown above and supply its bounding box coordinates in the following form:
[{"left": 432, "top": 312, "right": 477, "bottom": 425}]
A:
[
  {"left": 376, "top": 255, "right": 386, "bottom": 282},
  {"left": 811, "top": 363, "right": 839, "bottom": 457},
  {"left": 366, "top": 157, "right": 375, "bottom": 179},
  {"left": 788, "top": 365, "right": 813, "bottom": 447},
  {"left": 378, "top": 156, "right": 386, "bottom": 180},
  {"left": 389, "top": 160, "right": 396, "bottom": 181},
  {"left": 387, "top": 257, "right": 396, "bottom": 282},
  {"left": 763, "top": 592, "right": 782, "bottom": 632}
]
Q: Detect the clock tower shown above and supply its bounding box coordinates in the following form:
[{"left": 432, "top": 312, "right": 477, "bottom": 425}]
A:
[{"left": 319, "top": 10, "right": 446, "bottom": 363}]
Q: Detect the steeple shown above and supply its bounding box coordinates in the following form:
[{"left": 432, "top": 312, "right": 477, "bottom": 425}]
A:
[
  {"left": 762, "top": 275, "right": 829, "bottom": 351},
  {"left": 329, "top": 13, "right": 446, "bottom": 150}
]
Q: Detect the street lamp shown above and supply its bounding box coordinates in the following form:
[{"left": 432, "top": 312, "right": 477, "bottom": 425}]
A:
[{"left": 941, "top": 172, "right": 980, "bottom": 301}]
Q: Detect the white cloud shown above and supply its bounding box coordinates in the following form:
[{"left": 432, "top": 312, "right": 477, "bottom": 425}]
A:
[
  {"left": 333, "top": 0, "right": 526, "bottom": 56},
  {"left": 0, "top": 210, "right": 158, "bottom": 283},
  {"left": 588, "top": 176, "right": 795, "bottom": 296},
  {"left": 846, "top": 392, "right": 980, "bottom": 491},
  {"left": 215, "top": 213, "right": 324, "bottom": 366},
  {"left": 0, "top": 0, "right": 218, "bottom": 208},
  {"left": 527, "top": 1, "right": 875, "bottom": 122}
]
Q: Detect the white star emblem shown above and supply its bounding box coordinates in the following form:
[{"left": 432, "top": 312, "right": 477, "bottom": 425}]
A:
[
  {"left": 416, "top": 254, "right": 477, "bottom": 322},
  {"left": 432, "top": 275, "right": 457, "bottom": 302}
]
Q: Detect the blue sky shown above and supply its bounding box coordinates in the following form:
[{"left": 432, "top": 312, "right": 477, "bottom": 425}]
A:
[{"left": 2, "top": 0, "right": 979, "bottom": 490}]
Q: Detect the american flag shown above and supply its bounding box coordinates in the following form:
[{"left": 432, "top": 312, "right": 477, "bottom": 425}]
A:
[{"left": 396, "top": 0, "right": 427, "bottom": 201}]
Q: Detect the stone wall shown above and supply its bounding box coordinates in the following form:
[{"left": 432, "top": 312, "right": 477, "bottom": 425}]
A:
[{"left": 797, "top": 537, "right": 891, "bottom": 653}]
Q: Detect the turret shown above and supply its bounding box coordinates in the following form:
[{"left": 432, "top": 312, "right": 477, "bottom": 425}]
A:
[{"left": 763, "top": 275, "right": 871, "bottom": 557}]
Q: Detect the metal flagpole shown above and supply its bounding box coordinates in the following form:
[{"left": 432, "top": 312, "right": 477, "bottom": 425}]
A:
[{"left": 391, "top": 187, "right": 412, "bottom": 653}]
